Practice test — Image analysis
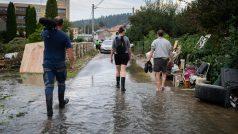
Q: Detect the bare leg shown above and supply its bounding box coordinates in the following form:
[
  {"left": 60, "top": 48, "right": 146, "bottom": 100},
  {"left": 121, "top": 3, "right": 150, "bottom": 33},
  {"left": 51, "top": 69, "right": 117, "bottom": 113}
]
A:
[
  {"left": 116, "top": 65, "right": 121, "bottom": 77},
  {"left": 121, "top": 65, "right": 127, "bottom": 91},
  {"left": 155, "top": 72, "right": 162, "bottom": 91},
  {"left": 120, "top": 65, "right": 127, "bottom": 77},
  {"left": 161, "top": 72, "right": 167, "bottom": 89}
]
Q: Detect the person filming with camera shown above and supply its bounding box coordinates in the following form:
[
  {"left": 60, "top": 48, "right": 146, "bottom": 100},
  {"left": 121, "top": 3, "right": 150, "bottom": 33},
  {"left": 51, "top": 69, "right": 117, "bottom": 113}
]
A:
[{"left": 40, "top": 17, "right": 74, "bottom": 117}]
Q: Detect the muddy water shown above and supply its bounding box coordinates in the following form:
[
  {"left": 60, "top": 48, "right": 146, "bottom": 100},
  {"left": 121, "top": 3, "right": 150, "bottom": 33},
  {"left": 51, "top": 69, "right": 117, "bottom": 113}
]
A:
[{"left": 0, "top": 54, "right": 237, "bottom": 134}]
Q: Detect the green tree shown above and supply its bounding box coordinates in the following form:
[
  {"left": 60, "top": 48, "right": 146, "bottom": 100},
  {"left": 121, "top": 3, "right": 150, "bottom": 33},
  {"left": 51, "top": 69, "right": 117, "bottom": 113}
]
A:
[
  {"left": 28, "top": 24, "right": 43, "bottom": 43},
  {"left": 25, "top": 6, "right": 37, "bottom": 37},
  {"left": 62, "top": 19, "right": 71, "bottom": 32},
  {"left": 99, "top": 21, "right": 105, "bottom": 28},
  {"left": 127, "top": 0, "right": 177, "bottom": 42},
  {"left": 45, "top": 0, "right": 58, "bottom": 19},
  {"left": 6, "top": 2, "right": 17, "bottom": 42},
  {"left": 25, "top": 6, "right": 30, "bottom": 37}
]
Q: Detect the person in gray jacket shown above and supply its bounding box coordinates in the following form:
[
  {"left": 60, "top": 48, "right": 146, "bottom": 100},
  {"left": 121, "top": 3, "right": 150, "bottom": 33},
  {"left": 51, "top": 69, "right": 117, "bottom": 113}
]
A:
[{"left": 148, "top": 30, "right": 173, "bottom": 91}]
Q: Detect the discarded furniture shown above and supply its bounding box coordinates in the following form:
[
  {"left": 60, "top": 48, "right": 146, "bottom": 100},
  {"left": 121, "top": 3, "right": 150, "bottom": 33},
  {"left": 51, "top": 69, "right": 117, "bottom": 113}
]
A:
[
  {"left": 171, "top": 71, "right": 183, "bottom": 87},
  {"left": 190, "top": 63, "right": 210, "bottom": 84},
  {"left": 195, "top": 68, "right": 238, "bottom": 107}
]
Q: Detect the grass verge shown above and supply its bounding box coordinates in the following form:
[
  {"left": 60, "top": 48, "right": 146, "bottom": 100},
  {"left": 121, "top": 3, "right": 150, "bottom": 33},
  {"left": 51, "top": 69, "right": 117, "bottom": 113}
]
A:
[{"left": 67, "top": 50, "right": 98, "bottom": 79}]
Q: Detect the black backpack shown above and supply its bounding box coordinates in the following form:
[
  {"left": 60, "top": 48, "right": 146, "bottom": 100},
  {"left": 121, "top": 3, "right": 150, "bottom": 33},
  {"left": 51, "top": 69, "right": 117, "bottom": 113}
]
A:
[{"left": 115, "top": 36, "right": 126, "bottom": 54}]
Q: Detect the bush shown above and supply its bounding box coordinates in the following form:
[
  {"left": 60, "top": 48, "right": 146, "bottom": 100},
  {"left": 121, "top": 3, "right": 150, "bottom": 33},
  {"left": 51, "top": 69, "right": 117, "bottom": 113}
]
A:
[
  {"left": 143, "top": 30, "right": 156, "bottom": 52},
  {"left": 2, "top": 37, "right": 27, "bottom": 53},
  {"left": 74, "top": 37, "right": 84, "bottom": 42},
  {"left": 176, "top": 34, "right": 201, "bottom": 62},
  {"left": 27, "top": 25, "right": 43, "bottom": 43},
  {"left": 0, "top": 31, "right": 7, "bottom": 43}
]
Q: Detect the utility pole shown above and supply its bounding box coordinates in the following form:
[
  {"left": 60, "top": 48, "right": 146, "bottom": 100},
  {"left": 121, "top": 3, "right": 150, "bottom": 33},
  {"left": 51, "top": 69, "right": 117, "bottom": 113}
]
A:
[
  {"left": 132, "top": 7, "right": 135, "bottom": 15},
  {"left": 92, "top": 4, "right": 95, "bottom": 43}
]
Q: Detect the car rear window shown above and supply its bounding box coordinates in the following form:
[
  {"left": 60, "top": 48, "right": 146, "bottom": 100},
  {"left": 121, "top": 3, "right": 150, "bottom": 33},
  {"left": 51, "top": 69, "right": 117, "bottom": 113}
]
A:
[{"left": 103, "top": 40, "right": 113, "bottom": 45}]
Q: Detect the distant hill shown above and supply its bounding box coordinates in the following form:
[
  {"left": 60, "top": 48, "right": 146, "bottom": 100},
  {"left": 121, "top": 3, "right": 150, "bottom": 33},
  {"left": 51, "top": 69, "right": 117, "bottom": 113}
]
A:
[{"left": 72, "top": 13, "right": 131, "bottom": 29}]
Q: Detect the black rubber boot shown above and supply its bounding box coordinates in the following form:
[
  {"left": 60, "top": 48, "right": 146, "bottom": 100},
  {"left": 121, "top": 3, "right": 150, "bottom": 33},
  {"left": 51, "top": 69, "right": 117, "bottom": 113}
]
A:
[
  {"left": 58, "top": 92, "right": 69, "bottom": 108},
  {"left": 121, "top": 77, "right": 126, "bottom": 91},
  {"left": 116, "top": 77, "right": 120, "bottom": 88},
  {"left": 46, "top": 95, "right": 53, "bottom": 117}
]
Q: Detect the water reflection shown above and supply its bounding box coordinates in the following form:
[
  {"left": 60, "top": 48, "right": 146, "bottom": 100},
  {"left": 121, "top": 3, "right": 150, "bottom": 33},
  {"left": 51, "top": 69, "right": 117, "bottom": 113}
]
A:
[
  {"left": 41, "top": 108, "right": 68, "bottom": 134},
  {"left": 127, "top": 59, "right": 152, "bottom": 83},
  {"left": 20, "top": 73, "right": 44, "bottom": 87},
  {"left": 1, "top": 55, "right": 238, "bottom": 133},
  {"left": 113, "top": 90, "right": 128, "bottom": 133}
]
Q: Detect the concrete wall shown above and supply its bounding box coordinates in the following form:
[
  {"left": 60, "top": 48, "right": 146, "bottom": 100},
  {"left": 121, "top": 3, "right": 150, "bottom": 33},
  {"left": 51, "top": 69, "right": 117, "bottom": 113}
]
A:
[{"left": 20, "top": 42, "right": 94, "bottom": 73}]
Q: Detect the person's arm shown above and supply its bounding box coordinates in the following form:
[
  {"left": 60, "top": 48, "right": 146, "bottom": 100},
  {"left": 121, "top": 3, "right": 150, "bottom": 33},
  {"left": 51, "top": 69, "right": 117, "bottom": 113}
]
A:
[
  {"left": 168, "top": 42, "right": 173, "bottom": 63},
  {"left": 128, "top": 48, "right": 132, "bottom": 60},
  {"left": 111, "top": 38, "right": 116, "bottom": 63},
  {"left": 65, "top": 36, "right": 75, "bottom": 70},
  {"left": 127, "top": 37, "right": 132, "bottom": 60},
  {"left": 110, "top": 49, "right": 114, "bottom": 63},
  {"left": 148, "top": 40, "right": 155, "bottom": 61},
  {"left": 148, "top": 50, "right": 154, "bottom": 62},
  {"left": 67, "top": 48, "right": 75, "bottom": 69}
]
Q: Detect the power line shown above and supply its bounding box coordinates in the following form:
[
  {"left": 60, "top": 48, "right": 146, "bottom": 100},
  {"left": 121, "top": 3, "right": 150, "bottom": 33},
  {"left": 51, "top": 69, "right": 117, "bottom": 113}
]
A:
[
  {"left": 95, "top": 0, "right": 105, "bottom": 8},
  {"left": 96, "top": 7, "right": 133, "bottom": 10}
]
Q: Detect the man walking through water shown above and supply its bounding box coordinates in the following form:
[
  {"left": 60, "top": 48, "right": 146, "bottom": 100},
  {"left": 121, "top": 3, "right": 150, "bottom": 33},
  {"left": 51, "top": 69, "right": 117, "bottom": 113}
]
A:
[
  {"left": 148, "top": 30, "right": 172, "bottom": 92},
  {"left": 41, "top": 17, "right": 74, "bottom": 117}
]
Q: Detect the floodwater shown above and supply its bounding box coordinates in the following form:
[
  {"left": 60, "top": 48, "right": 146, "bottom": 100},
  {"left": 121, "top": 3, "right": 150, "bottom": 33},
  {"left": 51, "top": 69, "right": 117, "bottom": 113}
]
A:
[{"left": 0, "top": 54, "right": 237, "bottom": 134}]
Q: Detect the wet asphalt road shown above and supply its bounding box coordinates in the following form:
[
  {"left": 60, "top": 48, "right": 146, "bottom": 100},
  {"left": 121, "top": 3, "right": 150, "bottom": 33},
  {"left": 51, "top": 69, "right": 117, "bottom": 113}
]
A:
[{"left": 0, "top": 54, "right": 238, "bottom": 134}]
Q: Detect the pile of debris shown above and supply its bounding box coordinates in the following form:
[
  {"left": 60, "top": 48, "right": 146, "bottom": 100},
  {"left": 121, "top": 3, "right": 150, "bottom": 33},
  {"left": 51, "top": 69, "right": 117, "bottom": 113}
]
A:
[{"left": 0, "top": 52, "right": 23, "bottom": 70}]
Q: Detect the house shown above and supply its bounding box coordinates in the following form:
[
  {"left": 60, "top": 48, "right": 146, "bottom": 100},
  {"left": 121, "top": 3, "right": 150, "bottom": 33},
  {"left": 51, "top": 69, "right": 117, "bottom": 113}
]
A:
[
  {"left": 109, "top": 22, "right": 131, "bottom": 37},
  {"left": 110, "top": 25, "right": 123, "bottom": 36},
  {"left": 70, "top": 27, "right": 79, "bottom": 39},
  {"left": 95, "top": 28, "right": 112, "bottom": 41}
]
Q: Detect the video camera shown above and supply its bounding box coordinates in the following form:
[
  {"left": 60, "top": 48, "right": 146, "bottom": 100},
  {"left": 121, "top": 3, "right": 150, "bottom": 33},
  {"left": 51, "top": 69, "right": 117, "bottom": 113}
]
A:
[{"left": 39, "top": 17, "right": 57, "bottom": 30}]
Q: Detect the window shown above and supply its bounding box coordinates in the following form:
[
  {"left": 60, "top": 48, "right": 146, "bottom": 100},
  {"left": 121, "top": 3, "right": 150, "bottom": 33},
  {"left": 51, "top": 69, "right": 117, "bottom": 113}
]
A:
[
  {"left": 0, "top": 7, "right": 7, "bottom": 13},
  {"left": 17, "top": 16, "right": 25, "bottom": 20},
  {"left": 36, "top": 8, "right": 41, "bottom": 13},
  {"left": 58, "top": 8, "right": 66, "bottom": 13},
  {"left": 16, "top": 7, "right": 26, "bottom": 13}
]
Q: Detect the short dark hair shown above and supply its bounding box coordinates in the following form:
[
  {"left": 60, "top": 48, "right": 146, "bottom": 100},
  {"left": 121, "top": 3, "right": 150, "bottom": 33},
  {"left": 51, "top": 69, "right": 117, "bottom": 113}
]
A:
[
  {"left": 118, "top": 27, "right": 125, "bottom": 34},
  {"left": 157, "top": 30, "right": 164, "bottom": 37},
  {"left": 54, "top": 17, "right": 63, "bottom": 26}
]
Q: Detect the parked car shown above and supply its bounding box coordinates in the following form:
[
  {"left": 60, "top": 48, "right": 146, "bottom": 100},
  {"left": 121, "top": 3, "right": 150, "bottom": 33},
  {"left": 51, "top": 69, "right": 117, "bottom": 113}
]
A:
[{"left": 100, "top": 40, "right": 113, "bottom": 54}]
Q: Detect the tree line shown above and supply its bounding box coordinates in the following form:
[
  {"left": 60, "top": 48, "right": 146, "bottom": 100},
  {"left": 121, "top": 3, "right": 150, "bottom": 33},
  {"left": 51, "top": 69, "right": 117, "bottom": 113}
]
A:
[
  {"left": 127, "top": 0, "right": 238, "bottom": 82},
  {"left": 72, "top": 13, "right": 131, "bottom": 32}
]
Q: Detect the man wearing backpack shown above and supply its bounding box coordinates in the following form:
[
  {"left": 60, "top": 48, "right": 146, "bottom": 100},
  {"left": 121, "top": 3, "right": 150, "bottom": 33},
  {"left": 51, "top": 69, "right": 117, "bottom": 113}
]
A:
[
  {"left": 110, "top": 27, "right": 131, "bottom": 91},
  {"left": 148, "top": 29, "right": 173, "bottom": 92}
]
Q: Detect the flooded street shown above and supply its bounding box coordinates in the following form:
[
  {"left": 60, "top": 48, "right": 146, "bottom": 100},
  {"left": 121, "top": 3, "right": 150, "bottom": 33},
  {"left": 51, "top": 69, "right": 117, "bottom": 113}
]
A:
[{"left": 0, "top": 54, "right": 238, "bottom": 134}]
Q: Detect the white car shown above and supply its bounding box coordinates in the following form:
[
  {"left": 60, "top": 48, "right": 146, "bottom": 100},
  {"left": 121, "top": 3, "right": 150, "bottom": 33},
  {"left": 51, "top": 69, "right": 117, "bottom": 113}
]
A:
[{"left": 100, "top": 40, "right": 113, "bottom": 54}]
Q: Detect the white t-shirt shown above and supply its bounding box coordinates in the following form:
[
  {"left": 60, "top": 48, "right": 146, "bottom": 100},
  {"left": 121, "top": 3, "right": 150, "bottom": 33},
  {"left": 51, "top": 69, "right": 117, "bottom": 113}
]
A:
[{"left": 151, "top": 37, "right": 172, "bottom": 58}]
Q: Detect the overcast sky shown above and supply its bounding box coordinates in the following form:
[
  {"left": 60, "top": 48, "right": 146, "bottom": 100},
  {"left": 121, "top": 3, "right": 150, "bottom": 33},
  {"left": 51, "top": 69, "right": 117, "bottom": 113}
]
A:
[
  {"left": 2, "top": 0, "right": 145, "bottom": 21},
  {"left": 1, "top": 0, "right": 192, "bottom": 21}
]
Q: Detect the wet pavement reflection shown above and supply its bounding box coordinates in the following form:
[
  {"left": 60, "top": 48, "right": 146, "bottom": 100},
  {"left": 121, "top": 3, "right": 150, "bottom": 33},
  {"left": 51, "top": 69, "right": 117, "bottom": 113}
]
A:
[{"left": 0, "top": 54, "right": 237, "bottom": 134}]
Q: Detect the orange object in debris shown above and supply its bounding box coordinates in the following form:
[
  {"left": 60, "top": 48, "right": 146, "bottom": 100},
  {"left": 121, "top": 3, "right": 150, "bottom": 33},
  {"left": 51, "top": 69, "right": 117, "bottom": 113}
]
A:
[{"left": 184, "top": 80, "right": 190, "bottom": 88}]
